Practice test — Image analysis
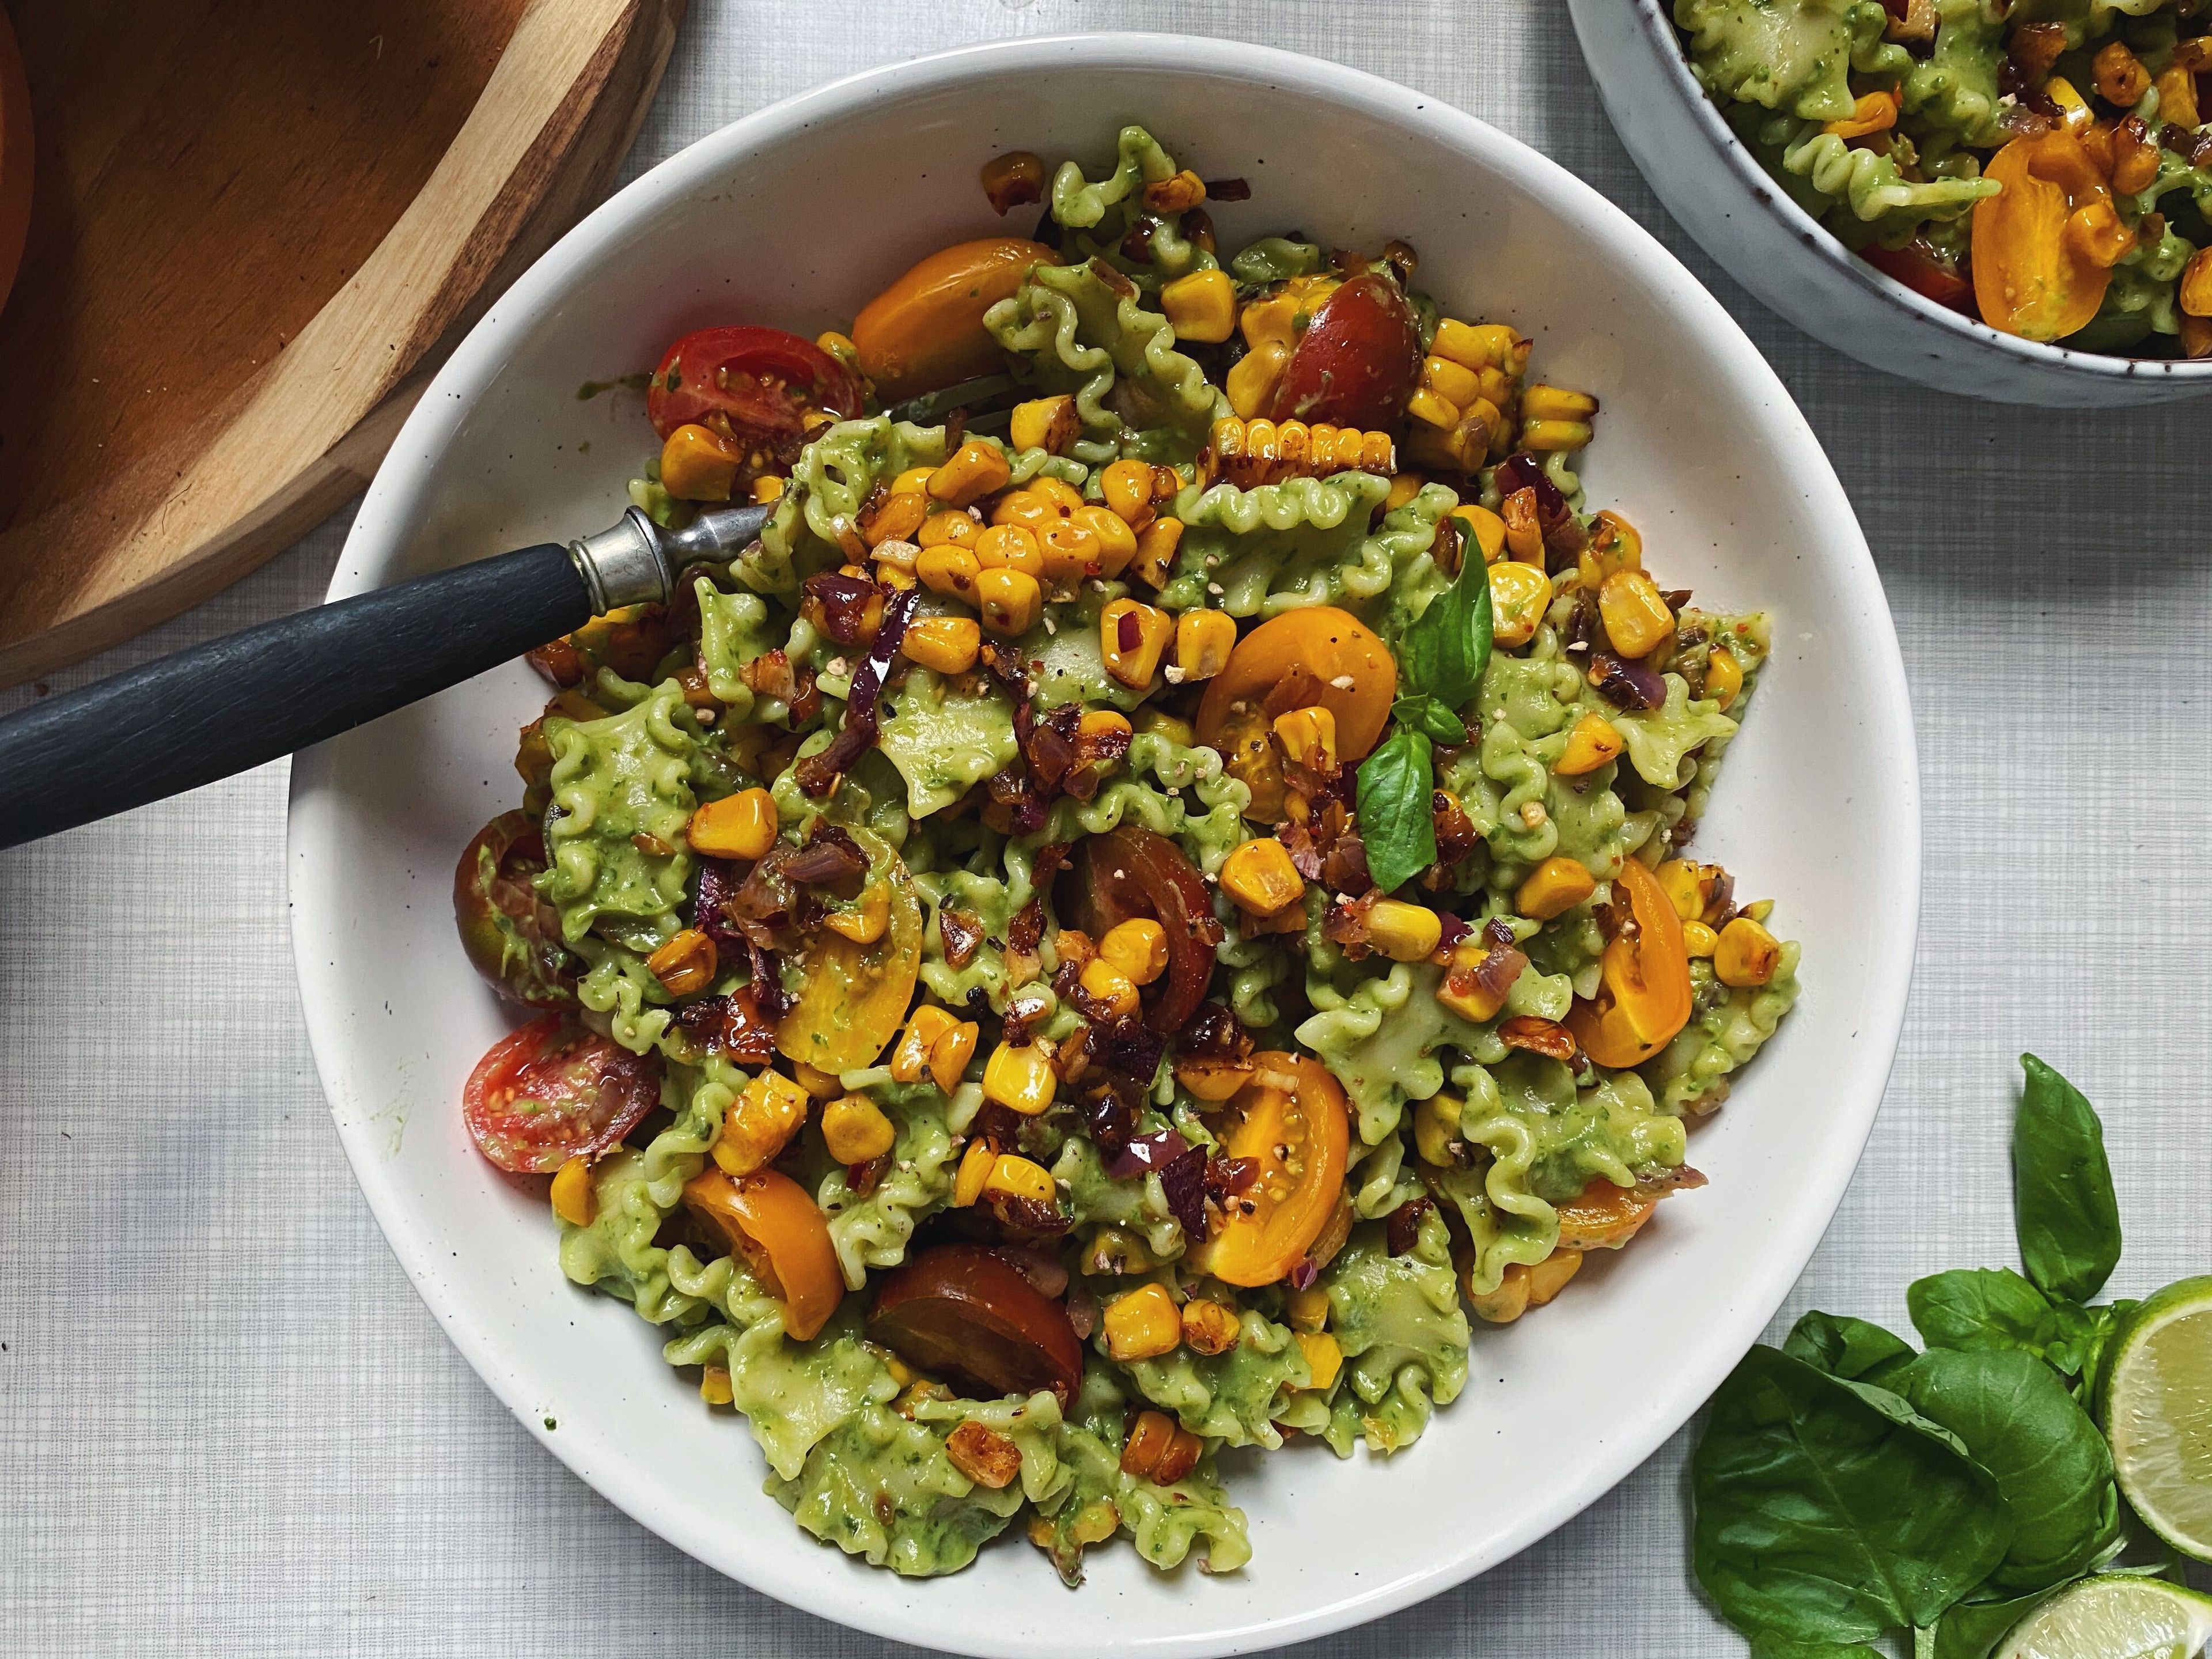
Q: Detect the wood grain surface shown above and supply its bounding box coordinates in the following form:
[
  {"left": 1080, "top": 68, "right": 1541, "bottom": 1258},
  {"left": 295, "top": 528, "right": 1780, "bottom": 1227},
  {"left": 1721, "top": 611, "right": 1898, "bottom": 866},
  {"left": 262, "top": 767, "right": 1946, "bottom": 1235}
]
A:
[{"left": 0, "top": 0, "right": 685, "bottom": 687}]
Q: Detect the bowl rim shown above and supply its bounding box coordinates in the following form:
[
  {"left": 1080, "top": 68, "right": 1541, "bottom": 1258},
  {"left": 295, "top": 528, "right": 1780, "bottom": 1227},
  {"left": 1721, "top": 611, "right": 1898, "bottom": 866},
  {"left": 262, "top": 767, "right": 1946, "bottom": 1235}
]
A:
[
  {"left": 1626, "top": 0, "right": 2212, "bottom": 382},
  {"left": 287, "top": 29, "right": 1922, "bottom": 1654}
]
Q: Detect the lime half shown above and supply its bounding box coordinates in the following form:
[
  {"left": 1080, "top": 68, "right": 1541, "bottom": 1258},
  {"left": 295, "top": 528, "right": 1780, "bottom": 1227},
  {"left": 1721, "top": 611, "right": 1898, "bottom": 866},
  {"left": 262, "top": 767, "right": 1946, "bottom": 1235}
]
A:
[
  {"left": 1994, "top": 1577, "right": 2212, "bottom": 1659},
  {"left": 2101, "top": 1275, "right": 2212, "bottom": 1565}
]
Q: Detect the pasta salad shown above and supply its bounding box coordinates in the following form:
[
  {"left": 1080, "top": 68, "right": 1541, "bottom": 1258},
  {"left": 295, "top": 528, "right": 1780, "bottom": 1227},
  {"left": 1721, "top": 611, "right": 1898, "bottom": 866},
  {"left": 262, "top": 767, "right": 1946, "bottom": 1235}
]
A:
[
  {"left": 451, "top": 126, "right": 1801, "bottom": 1584},
  {"left": 1673, "top": 0, "right": 2212, "bottom": 354}
]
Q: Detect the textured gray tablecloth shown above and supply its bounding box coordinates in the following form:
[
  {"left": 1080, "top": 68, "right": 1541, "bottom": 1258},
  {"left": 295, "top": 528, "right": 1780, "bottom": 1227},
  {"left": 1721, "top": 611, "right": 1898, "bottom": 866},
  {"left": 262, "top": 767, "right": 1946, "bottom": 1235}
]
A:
[{"left": 3, "top": 2, "right": 2206, "bottom": 1654}]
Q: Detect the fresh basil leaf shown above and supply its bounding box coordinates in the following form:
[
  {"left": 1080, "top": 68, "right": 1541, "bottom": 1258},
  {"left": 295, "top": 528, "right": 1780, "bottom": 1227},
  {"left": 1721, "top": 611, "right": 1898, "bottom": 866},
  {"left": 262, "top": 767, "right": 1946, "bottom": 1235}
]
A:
[
  {"left": 2014, "top": 1055, "right": 2122, "bottom": 1304},
  {"left": 1394, "top": 694, "right": 1467, "bottom": 748},
  {"left": 1751, "top": 1637, "right": 1888, "bottom": 1659},
  {"left": 1933, "top": 1590, "right": 2054, "bottom": 1659},
  {"left": 1693, "top": 1346, "right": 2014, "bottom": 1645},
  {"left": 1897, "top": 1347, "right": 2115, "bottom": 1593},
  {"left": 1784, "top": 1310, "right": 1918, "bottom": 1388},
  {"left": 2071, "top": 1299, "right": 2137, "bottom": 1408},
  {"left": 1908, "top": 1268, "right": 2061, "bottom": 1359},
  {"left": 1397, "top": 543, "right": 1493, "bottom": 708},
  {"left": 1355, "top": 727, "right": 1434, "bottom": 895}
]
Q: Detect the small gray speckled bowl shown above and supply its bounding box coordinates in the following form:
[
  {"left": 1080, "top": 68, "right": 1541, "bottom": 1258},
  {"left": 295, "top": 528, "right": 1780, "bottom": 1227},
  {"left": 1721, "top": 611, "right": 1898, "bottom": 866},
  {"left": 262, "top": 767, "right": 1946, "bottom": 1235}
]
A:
[{"left": 1570, "top": 0, "right": 2212, "bottom": 406}]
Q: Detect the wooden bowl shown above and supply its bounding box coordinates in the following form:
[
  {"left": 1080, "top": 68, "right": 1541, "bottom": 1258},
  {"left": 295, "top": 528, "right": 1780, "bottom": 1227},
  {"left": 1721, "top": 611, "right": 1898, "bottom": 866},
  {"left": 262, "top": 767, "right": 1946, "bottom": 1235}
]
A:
[{"left": 0, "top": 0, "right": 686, "bottom": 687}]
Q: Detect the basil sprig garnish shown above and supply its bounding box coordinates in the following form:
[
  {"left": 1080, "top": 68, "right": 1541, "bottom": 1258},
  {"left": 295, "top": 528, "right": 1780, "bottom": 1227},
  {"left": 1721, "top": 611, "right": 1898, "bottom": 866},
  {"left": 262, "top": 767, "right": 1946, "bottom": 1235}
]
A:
[{"left": 1355, "top": 554, "right": 1491, "bottom": 893}]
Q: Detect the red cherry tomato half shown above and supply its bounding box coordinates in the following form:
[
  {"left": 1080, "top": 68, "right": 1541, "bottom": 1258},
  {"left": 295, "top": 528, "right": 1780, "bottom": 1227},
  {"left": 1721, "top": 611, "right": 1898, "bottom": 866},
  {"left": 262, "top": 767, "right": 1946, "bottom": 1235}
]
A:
[
  {"left": 1859, "top": 240, "right": 1974, "bottom": 314},
  {"left": 1266, "top": 271, "right": 1423, "bottom": 430},
  {"left": 453, "top": 810, "right": 576, "bottom": 1009},
  {"left": 646, "top": 325, "right": 863, "bottom": 442},
  {"left": 1063, "top": 826, "right": 1225, "bottom": 1033},
  {"left": 463, "top": 1014, "right": 661, "bottom": 1174}
]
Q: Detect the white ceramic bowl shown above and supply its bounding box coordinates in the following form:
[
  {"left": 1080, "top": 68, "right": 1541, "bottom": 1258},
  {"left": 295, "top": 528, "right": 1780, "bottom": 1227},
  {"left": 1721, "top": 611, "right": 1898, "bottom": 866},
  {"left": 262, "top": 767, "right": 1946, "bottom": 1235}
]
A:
[
  {"left": 1570, "top": 0, "right": 2212, "bottom": 406},
  {"left": 289, "top": 33, "right": 1919, "bottom": 1657}
]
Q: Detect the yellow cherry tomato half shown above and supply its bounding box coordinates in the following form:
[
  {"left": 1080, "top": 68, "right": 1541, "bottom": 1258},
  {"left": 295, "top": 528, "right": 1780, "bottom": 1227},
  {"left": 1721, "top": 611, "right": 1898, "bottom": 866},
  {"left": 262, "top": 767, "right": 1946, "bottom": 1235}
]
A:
[
  {"left": 681, "top": 1166, "right": 843, "bottom": 1340},
  {"left": 1972, "top": 130, "right": 2115, "bottom": 343},
  {"left": 1200, "top": 1053, "right": 1351, "bottom": 1287},
  {"left": 851, "top": 237, "right": 1059, "bottom": 401},
  {"left": 776, "top": 828, "right": 922, "bottom": 1073},
  {"left": 1564, "top": 855, "right": 1694, "bottom": 1069},
  {"left": 1194, "top": 606, "right": 1397, "bottom": 764}
]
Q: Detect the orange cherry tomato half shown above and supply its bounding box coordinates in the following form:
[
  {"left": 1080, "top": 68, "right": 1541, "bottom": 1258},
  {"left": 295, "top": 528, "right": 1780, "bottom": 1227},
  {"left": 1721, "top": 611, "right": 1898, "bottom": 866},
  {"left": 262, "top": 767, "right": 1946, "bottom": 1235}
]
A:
[
  {"left": 681, "top": 1166, "right": 843, "bottom": 1341},
  {"left": 776, "top": 830, "right": 922, "bottom": 1073},
  {"left": 850, "top": 237, "right": 1059, "bottom": 402},
  {"left": 1194, "top": 605, "right": 1398, "bottom": 764},
  {"left": 1972, "top": 130, "right": 2115, "bottom": 342},
  {"left": 1199, "top": 1053, "right": 1351, "bottom": 1287},
  {"left": 1551, "top": 1177, "right": 1661, "bottom": 1251},
  {"left": 463, "top": 1014, "right": 660, "bottom": 1174},
  {"left": 1565, "top": 857, "right": 1694, "bottom": 1069}
]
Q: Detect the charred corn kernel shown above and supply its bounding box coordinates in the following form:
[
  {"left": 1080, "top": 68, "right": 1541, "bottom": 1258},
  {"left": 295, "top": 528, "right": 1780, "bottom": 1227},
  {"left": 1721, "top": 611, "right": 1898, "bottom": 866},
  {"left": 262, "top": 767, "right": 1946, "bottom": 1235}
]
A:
[
  {"left": 1101, "top": 599, "right": 1173, "bottom": 687},
  {"left": 1103, "top": 1285, "right": 1183, "bottom": 1361},
  {"left": 1522, "top": 418, "right": 1594, "bottom": 452},
  {"left": 1175, "top": 1056, "right": 1253, "bottom": 1102},
  {"left": 1368, "top": 899, "right": 1444, "bottom": 962},
  {"left": 1075, "top": 503, "right": 1139, "bottom": 576},
  {"left": 1225, "top": 341, "right": 1290, "bottom": 419},
  {"left": 647, "top": 927, "right": 717, "bottom": 997},
  {"left": 1500, "top": 487, "right": 1545, "bottom": 563},
  {"left": 975, "top": 522, "right": 1044, "bottom": 577},
  {"left": 2180, "top": 248, "right": 2212, "bottom": 318},
  {"left": 2180, "top": 37, "right": 2212, "bottom": 73},
  {"left": 699, "top": 1363, "right": 735, "bottom": 1406},
  {"left": 1556, "top": 712, "right": 1624, "bottom": 776},
  {"left": 1431, "top": 317, "right": 1523, "bottom": 372},
  {"left": 1135, "top": 707, "right": 1195, "bottom": 747},
  {"left": 928, "top": 439, "right": 1012, "bottom": 507},
  {"left": 983, "top": 1153, "right": 1057, "bottom": 1208},
  {"left": 2093, "top": 40, "right": 2150, "bottom": 108},
  {"left": 1518, "top": 857, "right": 1598, "bottom": 920},
  {"left": 1295, "top": 1330, "right": 1343, "bottom": 1392},
  {"left": 901, "top": 616, "right": 982, "bottom": 675},
  {"left": 1143, "top": 168, "right": 1206, "bottom": 213},
  {"left": 1098, "top": 919, "right": 1169, "bottom": 986},
  {"left": 1453, "top": 503, "right": 1508, "bottom": 565},
  {"left": 916, "top": 509, "right": 980, "bottom": 549},
  {"left": 1599, "top": 570, "right": 1675, "bottom": 658},
  {"left": 1471, "top": 1263, "right": 1532, "bottom": 1324},
  {"left": 1131, "top": 516, "right": 1184, "bottom": 587},
  {"left": 1421, "top": 353, "right": 1482, "bottom": 409},
  {"left": 1413, "top": 1092, "right": 1463, "bottom": 1167},
  {"left": 1272, "top": 704, "right": 1338, "bottom": 770},
  {"left": 1407, "top": 387, "right": 1461, "bottom": 429},
  {"left": 1579, "top": 509, "right": 1643, "bottom": 586},
  {"left": 1078, "top": 958, "right": 1142, "bottom": 1021},
  {"left": 1159, "top": 268, "right": 1237, "bottom": 342},
  {"left": 1822, "top": 89, "right": 1899, "bottom": 139},
  {"left": 1527, "top": 1248, "right": 1584, "bottom": 1306},
  {"left": 862, "top": 489, "right": 928, "bottom": 548},
  {"left": 826, "top": 881, "right": 891, "bottom": 945},
  {"left": 688, "top": 788, "right": 778, "bottom": 859},
  {"left": 1716, "top": 916, "right": 1781, "bottom": 987},
  {"left": 1101, "top": 457, "right": 1160, "bottom": 522},
  {"left": 660, "top": 423, "right": 743, "bottom": 501},
  {"left": 953, "top": 1138, "right": 996, "bottom": 1207},
  {"left": 1406, "top": 407, "right": 1496, "bottom": 474},
  {"left": 822, "top": 1093, "right": 897, "bottom": 1164},
  {"left": 713, "top": 1069, "right": 810, "bottom": 1175},
  {"left": 793, "top": 1062, "right": 842, "bottom": 1101},
  {"left": 977, "top": 567, "right": 1043, "bottom": 636},
  {"left": 946, "top": 1421, "right": 1022, "bottom": 1489},
  {"left": 889, "top": 467, "right": 937, "bottom": 496},
  {"left": 2066, "top": 199, "right": 2137, "bottom": 269},
  {"left": 1082, "top": 1227, "right": 1154, "bottom": 1277},
  {"left": 1221, "top": 838, "right": 1304, "bottom": 915},
  {"left": 870, "top": 539, "right": 920, "bottom": 578},
  {"left": 892, "top": 1006, "right": 959, "bottom": 1084},
  {"left": 2156, "top": 65, "right": 2200, "bottom": 128},
  {"left": 916, "top": 544, "right": 982, "bottom": 601},
  {"left": 1524, "top": 384, "right": 1600, "bottom": 425},
  {"left": 750, "top": 475, "right": 786, "bottom": 503},
  {"left": 1172, "top": 609, "right": 1236, "bottom": 682},
  {"left": 1656, "top": 861, "right": 1709, "bottom": 922},
  {"left": 1180, "top": 1298, "right": 1241, "bottom": 1356},
  {"left": 1033, "top": 476, "right": 1085, "bottom": 513},
  {"left": 1488, "top": 560, "right": 1553, "bottom": 648},
  {"left": 929, "top": 1022, "right": 978, "bottom": 1096},
  {"left": 1705, "top": 647, "right": 1744, "bottom": 709},
  {"left": 1078, "top": 708, "right": 1133, "bottom": 760},
  {"left": 983, "top": 1041, "right": 1057, "bottom": 1116},
  {"left": 1385, "top": 471, "right": 1429, "bottom": 513},
  {"left": 1036, "top": 518, "right": 1100, "bottom": 583},
  {"left": 1683, "top": 919, "right": 1719, "bottom": 958},
  {"left": 2114, "top": 115, "right": 2162, "bottom": 194},
  {"left": 1435, "top": 943, "right": 1512, "bottom": 1023},
  {"left": 1120, "top": 1408, "right": 1176, "bottom": 1478},
  {"left": 1205, "top": 415, "right": 1395, "bottom": 488},
  {"left": 551, "top": 1156, "right": 596, "bottom": 1226},
  {"left": 1285, "top": 1286, "right": 1331, "bottom": 1334},
  {"left": 1009, "top": 393, "right": 1080, "bottom": 454}
]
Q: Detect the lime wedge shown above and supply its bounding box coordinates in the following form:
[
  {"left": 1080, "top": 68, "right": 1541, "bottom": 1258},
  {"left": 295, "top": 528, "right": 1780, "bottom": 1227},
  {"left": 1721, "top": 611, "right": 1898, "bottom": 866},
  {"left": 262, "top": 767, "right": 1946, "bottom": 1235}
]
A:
[
  {"left": 2101, "top": 1275, "right": 2212, "bottom": 1565},
  {"left": 1994, "top": 1576, "right": 2212, "bottom": 1659}
]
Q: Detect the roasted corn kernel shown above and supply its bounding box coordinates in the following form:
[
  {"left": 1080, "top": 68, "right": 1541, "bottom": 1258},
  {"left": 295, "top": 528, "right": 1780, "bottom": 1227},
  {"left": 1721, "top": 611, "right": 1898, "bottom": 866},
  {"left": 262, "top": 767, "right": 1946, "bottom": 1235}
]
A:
[
  {"left": 1101, "top": 599, "right": 1173, "bottom": 688},
  {"left": 1099, "top": 919, "right": 1169, "bottom": 986},
  {"left": 977, "top": 567, "right": 1043, "bottom": 635},
  {"left": 1453, "top": 503, "right": 1508, "bottom": 565},
  {"left": 1705, "top": 647, "right": 1744, "bottom": 709},
  {"left": 713, "top": 1069, "right": 810, "bottom": 1175},
  {"left": 1078, "top": 958, "right": 1142, "bottom": 1021},
  {"left": 822, "top": 1093, "right": 897, "bottom": 1164},
  {"left": 983, "top": 1041, "right": 1058, "bottom": 1115},
  {"left": 1421, "top": 353, "right": 1482, "bottom": 409},
  {"left": 975, "top": 522, "right": 1045, "bottom": 578},
  {"left": 928, "top": 439, "right": 1012, "bottom": 507},
  {"left": 688, "top": 787, "right": 779, "bottom": 859},
  {"left": 945, "top": 1421, "right": 1022, "bottom": 1490},
  {"left": 1075, "top": 503, "right": 1139, "bottom": 577},
  {"left": 1221, "top": 838, "right": 1305, "bottom": 915},
  {"left": 1555, "top": 712, "right": 1623, "bottom": 777},
  {"left": 750, "top": 475, "right": 785, "bottom": 503},
  {"left": 1131, "top": 516, "right": 1185, "bottom": 587},
  {"left": 1517, "top": 856, "right": 1597, "bottom": 920},
  {"left": 1103, "top": 1285, "right": 1183, "bottom": 1361},
  {"left": 1036, "top": 517, "right": 1100, "bottom": 584},
  {"left": 1407, "top": 387, "right": 1461, "bottom": 430},
  {"left": 1599, "top": 570, "right": 1675, "bottom": 658},
  {"left": 1683, "top": 919, "right": 1719, "bottom": 958},
  {"left": 791, "top": 1063, "right": 840, "bottom": 1101},
  {"left": 1715, "top": 916, "right": 1781, "bottom": 987},
  {"left": 1101, "top": 457, "right": 1160, "bottom": 523},
  {"left": 902, "top": 615, "right": 983, "bottom": 675},
  {"left": 550, "top": 1156, "right": 596, "bottom": 1227},
  {"left": 1173, "top": 609, "right": 1236, "bottom": 681},
  {"left": 1522, "top": 417, "right": 1594, "bottom": 452},
  {"left": 1285, "top": 1285, "right": 1331, "bottom": 1334},
  {"left": 1272, "top": 704, "right": 1338, "bottom": 770},
  {"left": 1010, "top": 393, "right": 1080, "bottom": 454},
  {"left": 1225, "top": 342, "right": 1289, "bottom": 419},
  {"left": 2157, "top": 65, "right": 2200, "bottom": 129},
  {"left": 953, "top": 1138, "right": 996, "bottom": 1207},
  {"left": 1174, "top": 1055, "right": 1253, "bottom": 1102},
  {"left": 861, "top": 488, "right": 929, "bottom": 548},
  {"left": 825, "top": 881, "right": 890, "bottom": 945},
  {"left": 1488, "top": 559, "right": 1553, "bottom": 649},
  {"left": 2181, "top": 248, "right": 2212, "bottom": 319},
  {"left": 1822, "top": 89, "right": 1899, "bottom": 139},
  {"left": 660, "top": 423, "right": 743, "bottom": 501},
  {"left": 1412, "top": 1092, "right": 1463, "bottom": 1167},
  {"left": 917, "top": 507, "right": 981, "bottom": 548},
  {"left": 2093, "top": 39, "right": 2151, "bottom": 107},
  {"left": 1160, "top": 268, "right": 1237, "bottom": 343},
  {"left": 1430, "top": 317, "right": 1525, "bottom": 373},
  {"left": 699, "top": 1363, "right": 735, "bottom": 1406},
  {"left": 929, "top": 1021, "right": 979, "bottom": 1096},
  {"left": 892, "top": 1006, "right": 959, "bottom": 1084},
  {"left": 983, "top": 1153, "right": 1057, "bottom": 1207},
  {"left": 647, "top": 928, "right": 717, "bottom": 997},
  {"left": 1180, "top": 1298, "right": 1241, "bottom": 1357},
  {"left": 1201, "top": 416, "right": 1395, "bottom": 490},
  {"left": 1656, "top": 859, "right": 1712, "bottom": 922},
  {"left": 1435, "top": 942, "right": 1512, "bottom": 1023},
  {"left": 1368, "top": 899, "right": 1444, "bottom": 962},
  {"left": 1295, "top": 1330, "right": 1343, "bottom": 1392}
]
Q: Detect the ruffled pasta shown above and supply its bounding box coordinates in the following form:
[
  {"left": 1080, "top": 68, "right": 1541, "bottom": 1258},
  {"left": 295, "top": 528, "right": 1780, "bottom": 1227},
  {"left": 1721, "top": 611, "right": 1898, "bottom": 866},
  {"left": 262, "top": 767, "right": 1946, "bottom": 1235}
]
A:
[
  {"left": 1315, "top": 1213, "right": 1470, "bottom": 1456},
  {"left": 744, "top": 418, "right": 948, "bottom": 594},
  {"left": 1673, "top": 0, "right": 1870, "bottom": 122},
  {"left": 1645, "top": 941, "right": 1804, "bottom": 1113},
  {"left": 537, "top": 681, "right": 700, "bottom": 947},
  {"left": 984, "top": 261, "right": 1220, "bottom": 446},
  {"left": 1119, "top": 1305, "right": 1310, "bottom": 1448}
]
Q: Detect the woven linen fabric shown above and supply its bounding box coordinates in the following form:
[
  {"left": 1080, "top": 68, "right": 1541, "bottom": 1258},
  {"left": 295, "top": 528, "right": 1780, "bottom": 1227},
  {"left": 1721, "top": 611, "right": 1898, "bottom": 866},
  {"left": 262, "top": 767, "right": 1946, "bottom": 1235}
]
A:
[{"left": 2, "top": 2, "right": 2207, "bottom": 1654}]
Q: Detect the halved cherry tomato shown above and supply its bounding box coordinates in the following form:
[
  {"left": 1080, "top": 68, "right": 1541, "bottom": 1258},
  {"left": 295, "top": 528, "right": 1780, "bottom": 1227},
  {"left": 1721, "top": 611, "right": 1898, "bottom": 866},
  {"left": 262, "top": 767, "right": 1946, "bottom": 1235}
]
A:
[
  {"left": 850, "top": 237, "right": 1058, "bottom": 401},
  {"left": 1972, "top": 130, "right": 2115, "bottom": 342},
  {"left": 1859, "top": 239, "right": 1974, "bottom": 313},
  {"left": 646, "top": 325, "right": 862, "bottom": 442},
  {"left": 1063, "top": 826, "right": 1224, "bottom": 1033},
  {"left": 1194, "top": 605, "right": 1397, "bottom": 765},
  {"left": 1266, "top": 271, "right": 1423, "bottom": 430},
  {"left": 1563, "top": 856, "right": 1694, "bottom": 1069},
  {"left": 453, "top": 811, "right": 576, "bottom": 1009},
  {"left": 776, "top": 829, "right": 922, "bottom": 1072},
  {"left": 1197, "top": 1053, "right": 1351, "bottom": 1287},
  {"left": 866, "top": 1243, "right": 1084, "bottom": 1405},
  {"left": 463, "top": 1014, "right": 660, "bottom": 1174},
  {"left": 1551, "top": 1177, "right": 1660, "bottom": 1251},
  {"left": 681, "top": 1166, "right": 843, "bottom": 1340}
]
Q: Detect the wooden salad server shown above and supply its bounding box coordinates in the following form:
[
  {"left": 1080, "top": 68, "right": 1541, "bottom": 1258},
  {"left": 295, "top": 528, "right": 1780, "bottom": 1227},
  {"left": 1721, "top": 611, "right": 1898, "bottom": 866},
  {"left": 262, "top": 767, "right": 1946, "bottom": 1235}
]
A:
[{"left": 0, "top": 502, "right": 771, "bottom": 850}]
